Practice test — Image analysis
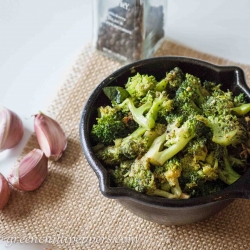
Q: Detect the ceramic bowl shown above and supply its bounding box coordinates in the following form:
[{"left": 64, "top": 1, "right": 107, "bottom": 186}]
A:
[{"left": 79, "top": 56, "right": 250, "bottom": 225}]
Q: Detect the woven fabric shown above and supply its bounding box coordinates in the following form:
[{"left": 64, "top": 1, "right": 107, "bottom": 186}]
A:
[{"left": 1, "top": 40, "right": 250, "bottom": 250}]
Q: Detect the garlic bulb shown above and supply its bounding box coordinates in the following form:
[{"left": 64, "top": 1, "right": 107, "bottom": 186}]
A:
[
  {"left": 0, "top": 173, "right": 10, "bottom": 210},
  {"left": 8, "top": 149, "right": 48, "bottom": 191},
  {"left": 34, "top": 112, "right": 67, "bottom": 161},
  {"left": 0, "top": 107, "right": 24, "bottom": 152}
]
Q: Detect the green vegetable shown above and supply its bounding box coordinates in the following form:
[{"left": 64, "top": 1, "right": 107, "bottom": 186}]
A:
[{"left": 91, "top": 68, "right": 250, "bottom": 199}]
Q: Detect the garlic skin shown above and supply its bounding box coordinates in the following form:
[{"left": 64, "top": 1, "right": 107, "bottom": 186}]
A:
[
  {"left": 34, "top": 112, "right": 67, "bottom": 161},
  {"left": 0, "top": 173, "right": 10, "bottom": 210},
  {"left": 0, "top": 107, "right": 24, "bottom": 152},
  {"left": 8, "top": 149, "right": 48, "bottom": 191}
]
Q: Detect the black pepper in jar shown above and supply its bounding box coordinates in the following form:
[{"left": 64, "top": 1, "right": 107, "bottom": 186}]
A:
[{"left": 95, "top": 0, "right": 165, "bottom": 62}]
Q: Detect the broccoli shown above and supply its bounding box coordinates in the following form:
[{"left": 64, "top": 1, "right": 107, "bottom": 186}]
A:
[
  {"left": 145, "top": 116, "right": 206, "bottom": 166},
  {"left": 112, "top": 156, "right": 156, "bottom": 192},
  {"left": 118, "top": 98, "right": 154, "bottom": 129},
  {"left": 175, "top": 73, "right": 210, "bottom": 115},
  {"left": 119, "top": 127, "right": 148, "bottom": 159},
  {"left": 232, "top": 103, "right": 250, "bottom": 116},
  {"left": 95, "top": 139, "right": 125, "bottom": 166},
  {"left": 233, "top": 93, "right": 246, "bottom": 107},
  {"left": 187, "top": 179, "right": 227, "bottom": 198},
  {"left": 96, "top": 124, "right": 167, "bottom": 163},
  {"left": 219, "top": 154, "right": 241, "bottom": 185},
  {"left": 113, "top": 153, "right": 185, "bottom": 199},
  {"left": 203, "top": 80, "right": 222, "bottom": 93},
  {"left": 205, "top": 146, "right": 241, "bottom": 185},
  {"left": 184, "top": 137, "right": 208, "bottom": 162},
  {"left": 125, "top": 73, "right": 157, "bottom": 102},
  {"left": 197, "top": 114, "right": 247, "bottom": 146},
  {"left": 91, "top": 106, "right": 129, "bottom": 145},
  {"left": 143, "top": 91, "right": 174, "bottom": 124},
  {"left": 155, "top": 67, "right": 184, "bottom": 93},
  {"left": 118, "top": 91, "right": 173, "bottom": 129},
  {"left": 153, "top": 157, "right": 183, "bottom": 198},
  {"left": 178, "top": 152, "right": 219, "bottom": 196},
  {"left": 91, "top": 67, "right": 250, "bottom": 199},
  {"left": 202, "top": 90, "right": 234, "bottom": 117},
  {"left": 154, "top": 91, "right": 174, "bottom": 123}
]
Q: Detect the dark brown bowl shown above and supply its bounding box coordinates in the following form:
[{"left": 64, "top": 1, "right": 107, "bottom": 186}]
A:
[{"left": 79, "top": 56, "right": 250, "bottom": 225}]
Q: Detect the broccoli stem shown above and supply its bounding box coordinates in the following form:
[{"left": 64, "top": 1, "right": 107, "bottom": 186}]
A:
[
  {"left": 146, "top": 97, "right": 163, "bottom": 123},
  {"left": 218, "top": 148, "right": 241, "bottom": 185},
  {"left": 122, "top": 127, "right": 147, "bottom": 142},
  {"left": 232, "top": 103, "right": 250, "bottom": 116},
  {"left": 155, "top": 79, "right": 167, "bottom": 92},
  {"left": 146, "top": 188, "right": 180, "bottom": 199},
  {"left": 122, "top": 98, "right": 155, "bottom": 129},
  {"left": 145, "top": 133, "right": 194, "bottom": 166},
  {"left": 171, "top": 181, "right": 182, "bottom": 197}
]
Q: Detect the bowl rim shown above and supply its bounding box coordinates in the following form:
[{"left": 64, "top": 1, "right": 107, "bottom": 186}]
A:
[{"left": 79, "top": 56, "right": 250, "bottom": 208}]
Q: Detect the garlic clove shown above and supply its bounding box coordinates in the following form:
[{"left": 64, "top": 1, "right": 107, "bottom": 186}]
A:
[
  {"left": 34, "top": 112, "right": 67, "bottom": 161},
  {"left": 0, "top": 173, "right": 11, "bottom": 210},
  {"left": 0, "top": 106, "right": 24, "bottom": 152},
  {"left": 7, "top": 149, "right": 48, "bottom": 191}
]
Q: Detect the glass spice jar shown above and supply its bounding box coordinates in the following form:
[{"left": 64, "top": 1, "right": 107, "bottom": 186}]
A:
[{"left": 93, "top": 0, "right": 167, "bottom": 63}]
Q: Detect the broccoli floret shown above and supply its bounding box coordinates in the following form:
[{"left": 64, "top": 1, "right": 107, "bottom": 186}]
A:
[
  {"left": 120, "top": 123, "right": 168, "bottom": 159},
  {"left": 175, "top": 73, "right": 210, "bottom": 114},
  {"left": 203, "top": 80, "right": 222, "bottom": 93},
  {"left": 154, "top": 92, "right": 174, "bottom": 123},
  {"left": 184, "top": 137, "right": 208, "bottom": 161},
  {"left": 155, "top": 67, "right": 184, "bottom": 93},
  {"left": 188, "top": 180, "right": 227, "bottom": 198},
  {"left": 153, "top": 157, "right": 183, "bottom": 198},
  {"left": 144, "top": 123, "right": 167, "bottom": 143},
  {"left": 118, "top": 98, "right": 154, "bottom": 129},
  {"left": 118, "top": 91, "right": 173, "bottom": 129},
  {"left": 145, "top": 91, "right": 174, "bottom": 124},
  {"left": 178, "top": 152, "right": 219, "bottom": 196},
  {"left": 96, "top": 124, "right": 167, "bottom": 164},
  {"left": 112, "top": 156, "right": 156, "bottom": 192},
  {"left": 145, "top": 116, "right": 206, "bottom": 166},
  {"left": 121, "top": 112, "right": 139, "bottom": 132},
  {"left": 218, "top": 148, "right": 241, "bottom": 185},
  {"left": 91, "top": 106, "right": 129, "bottom": 145},
  {"left": 233, "top": 93, "right": 247, "bottom": 106},
  {"left": 182, "top": 153, "right": 218, "bottom": 182},
  {"left": 202, "top": 90, "right": 234, "bottom": 117},
  {"left": 95, "top": 139, "right": 125, "bottom": 166},
  {"left": 119, "top": 127, "right": 148, "bottom": 159},
  {"left": 206, "top": 146, "right": 241, "bottom": 185},
  {"left": 197, "top": 114, "right": 247, "bottom": 146},
  {"left": 125, "top": 73, "right": 157, "bottom": 102}
]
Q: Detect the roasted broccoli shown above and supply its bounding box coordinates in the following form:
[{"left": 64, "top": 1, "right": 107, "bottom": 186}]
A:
[
  {"left": 125, "top": 73, "right": 157, "bottom": 102},
  {"left": 145, "top": 115, "right": 206, "bottom": 166},
  {"left": 153, "top": 157, "right": 183, "bottom": 198},
  {"left": 175, "top": 73, "right": 210, "bottom": 115},
  {"left": 91, "top": 106, "right": 130, "bottom": 145},
  {"left": 91, "top": 67, "right": 250, "bottom": 199},
  {"left": 117, "top": 90, "right": 173, "bottom": 129},
  {"left": 112, "top": 156, "right": 156, "bottom": 193},
  {"left": 155, "top": 67, "right": 184, "bottom": 93},
  {"left": 197, "top": 114, "right": 247, "bottom": 146},
  {"left": 205, "top": 145, "right": 242, "bottom": 185}
]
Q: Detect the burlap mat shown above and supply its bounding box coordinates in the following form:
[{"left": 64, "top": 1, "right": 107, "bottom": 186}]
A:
[{"left": 1, "top": 40, "right": 250, "bottom": 250}]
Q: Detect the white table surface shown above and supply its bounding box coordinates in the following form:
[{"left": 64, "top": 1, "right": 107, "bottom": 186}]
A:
[{"left": 0, "top": 0, "right": 250, "bottom": 249}]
